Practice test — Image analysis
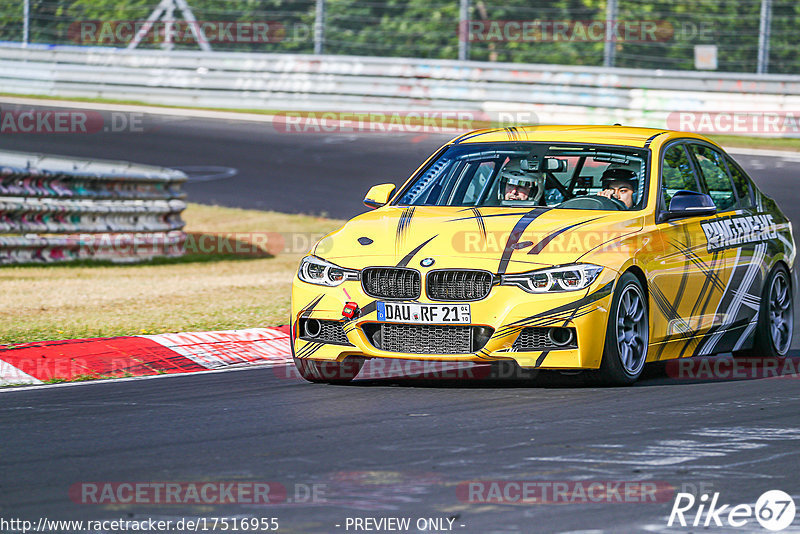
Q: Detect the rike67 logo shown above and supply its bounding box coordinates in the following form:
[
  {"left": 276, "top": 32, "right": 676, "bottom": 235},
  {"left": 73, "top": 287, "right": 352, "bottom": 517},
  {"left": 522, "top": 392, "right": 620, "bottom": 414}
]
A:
[{"left": 668, "top": 490, "right": 796, "bottom": 531}]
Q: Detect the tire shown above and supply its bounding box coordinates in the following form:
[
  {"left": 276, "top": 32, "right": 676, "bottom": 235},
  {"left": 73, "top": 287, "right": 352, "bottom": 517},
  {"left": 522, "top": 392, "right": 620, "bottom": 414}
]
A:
[
  {"left": 595, "top": 272, "right": 649, "bottom": 386},
  {"left": 734, "top": 264, "right": 793, "bottom": 359},
  {"left": 293, "top": 357, "right": 364, "bottom": 384}
]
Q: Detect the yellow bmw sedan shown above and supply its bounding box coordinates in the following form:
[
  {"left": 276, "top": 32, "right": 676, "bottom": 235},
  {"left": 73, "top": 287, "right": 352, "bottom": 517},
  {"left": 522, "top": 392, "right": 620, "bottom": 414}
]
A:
[{"left": 290, "top": 125, "right": 795, "bottom": 385}]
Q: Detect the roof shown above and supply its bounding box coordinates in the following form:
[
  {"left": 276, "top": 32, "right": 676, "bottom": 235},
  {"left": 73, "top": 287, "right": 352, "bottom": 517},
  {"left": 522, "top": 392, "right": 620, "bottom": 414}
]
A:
[{"left": 451, "top": 125, "right": 709, "bottom": 148}]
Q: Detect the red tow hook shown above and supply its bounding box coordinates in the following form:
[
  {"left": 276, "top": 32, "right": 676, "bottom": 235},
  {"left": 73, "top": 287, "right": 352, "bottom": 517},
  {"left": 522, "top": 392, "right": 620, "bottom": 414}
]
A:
[{"left": 342, "top": 301, "right": 359, "bottom": 320}]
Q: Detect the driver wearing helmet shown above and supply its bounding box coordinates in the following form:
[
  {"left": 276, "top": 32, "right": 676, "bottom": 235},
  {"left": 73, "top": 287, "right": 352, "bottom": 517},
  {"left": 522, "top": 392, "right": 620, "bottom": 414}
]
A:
[
  {"left": 597, "top": 167, "right": 637, "bottom": 209},
  {"left": 500, "top": 159, "right": 545, "bottom": 202}
]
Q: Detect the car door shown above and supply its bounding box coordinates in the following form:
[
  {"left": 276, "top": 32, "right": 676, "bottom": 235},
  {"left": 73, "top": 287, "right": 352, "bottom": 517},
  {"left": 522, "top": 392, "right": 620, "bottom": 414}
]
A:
[
  {"left": 688, "top": 143, "right": 766, "bottom": 355},
  {"left": 649, "top": 142, "right": 735, "bottom": 359}
]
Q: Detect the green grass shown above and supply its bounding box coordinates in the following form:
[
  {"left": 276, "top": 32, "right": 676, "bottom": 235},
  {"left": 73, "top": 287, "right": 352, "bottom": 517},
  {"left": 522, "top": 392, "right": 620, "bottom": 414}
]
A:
[
  {"left": 0, "top": 91, "right": 288, "bottom": 116},
  {"left": 707, "top": 134, "right": 800, "bottom": 152},
  {"left": 0, "top": 203, "right": 343, "bottom": 345}
]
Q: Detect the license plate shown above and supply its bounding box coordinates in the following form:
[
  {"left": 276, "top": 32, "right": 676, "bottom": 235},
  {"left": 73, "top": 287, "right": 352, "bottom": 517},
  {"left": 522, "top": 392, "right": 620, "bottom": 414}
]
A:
[{"left": 377, "top": 302, "right": 471, "bottom": 324}]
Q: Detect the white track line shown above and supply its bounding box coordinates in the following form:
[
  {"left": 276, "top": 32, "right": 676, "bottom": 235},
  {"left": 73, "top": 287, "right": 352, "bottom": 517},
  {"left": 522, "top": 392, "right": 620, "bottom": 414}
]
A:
[{"left": 0, "top": 362, "right": 292, "bottom": 394}]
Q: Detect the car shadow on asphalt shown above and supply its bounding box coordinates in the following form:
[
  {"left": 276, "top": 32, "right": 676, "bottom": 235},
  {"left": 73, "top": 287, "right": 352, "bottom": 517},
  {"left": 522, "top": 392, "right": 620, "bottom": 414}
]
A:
[{"left": 339, "top": 351, "right": 800, "bottom": 389}]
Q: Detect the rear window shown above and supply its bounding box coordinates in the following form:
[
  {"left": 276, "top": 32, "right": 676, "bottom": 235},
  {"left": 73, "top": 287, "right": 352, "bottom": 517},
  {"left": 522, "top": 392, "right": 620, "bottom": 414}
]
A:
[
  {"left": 725, "top": 157, "right": 755, "bottom": 208},
  {"left": 689, "top": 144, "right": 737, "bottom": 212}
]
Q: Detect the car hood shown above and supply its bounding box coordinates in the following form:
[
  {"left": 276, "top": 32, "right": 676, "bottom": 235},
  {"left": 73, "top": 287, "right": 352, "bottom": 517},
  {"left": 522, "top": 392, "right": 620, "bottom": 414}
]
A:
[{"left": 313, "top": 206, "right": 643, "bottom": 273}]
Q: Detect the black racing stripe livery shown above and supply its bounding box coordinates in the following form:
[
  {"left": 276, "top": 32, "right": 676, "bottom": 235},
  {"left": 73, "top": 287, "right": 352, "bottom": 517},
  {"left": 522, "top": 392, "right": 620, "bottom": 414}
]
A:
[
  {"left": 343, "top": 324, "right": 358, "bottom": 335},
  {"left": 528, "top": 217, "right": 601, "bottom": 255},
  {"left": 296, "top": 341, "right": 325, "bottom": 359},
  {"left": 534, "top": 351, "right": 550, "bottom": 368},
  {"left": 505, "top": 127, "right": 521, "bottom": 141},
  {"left": 343, "top": 300, "right": 380, "bottom": 328},
  {"left": 493, "top": 280, "right": 614, "bottom": 339},
  {"left": 449, "top": 212, "right": 524, "bottom": 222},
  {"left": 650, "top": 280, "right": 689, "bottom": 360},
  {"left": 673, "top": 227, "right": 693, "bottom": 306},
  {"left": 667, "top": 239, "right": 725, "bottom": 292},
  {"left": 695, "top": 255, "right": 724, "bottom": 336},
  {"left": 396, "top": 206, "right": 415, "bottom": 242},
  {"left": 471, "top": 208, "right": 488, "bottom": 241},
  {"left": 653, "top": 229, "right": 694, "bottom": 361},
  {"left": 686, "top": 245, "right": 738, "bottom": 358},
  {"left": 649, "top": 283, "right": 684, "bottom": 327},
  {"left": 533, "top": 299, "right": 585, "bottom": 367},
  {"left": 360, "top": 300, "right": 379, "bottom": 317},
  {"left": 693, "top": 242, "right": 766, "bottom": 356},
  {"left": 476, "top": 348, "right": 494, "bottom": 360},
  {"left": 292, "top": 295, "right": 325, "bottom": 357},
  {"left": 300, "top": 294, "right": 324, "bottom": 318},
  {"left": 497, "top": 208, "right": 548, "bottom": 275},
  {"left": 503, "top": 305, "right": 599, "bottom": 336},
  {"left": 453, "top": 129, "right": 505, "bottom": 144},
  {"left": 498, "top": 303, "right": 599, "bottom": 343},
  {"left": 643, "top": 132, "right": 666, "bottom": 148},
  {"left": 677, "top": 249, "right": 724, "bottom": 358},
  {"left": 396, "top": 235, "right": 438, "bottom": 267}
]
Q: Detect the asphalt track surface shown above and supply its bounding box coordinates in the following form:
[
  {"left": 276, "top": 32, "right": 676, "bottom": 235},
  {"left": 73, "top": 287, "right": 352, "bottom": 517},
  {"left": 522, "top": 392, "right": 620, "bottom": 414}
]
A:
[{"left": 3, "top": 102, "right": 800, "bottom": 533}]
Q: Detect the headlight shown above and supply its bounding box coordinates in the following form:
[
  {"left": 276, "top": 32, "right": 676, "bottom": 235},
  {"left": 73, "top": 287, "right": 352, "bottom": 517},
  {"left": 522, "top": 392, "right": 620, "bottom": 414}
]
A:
[
  {"left": 501, "top": 264, "right": 603, "bottom": 293},
  {"left": 297, "top": 256, "right": 359, "bottom": 286}
]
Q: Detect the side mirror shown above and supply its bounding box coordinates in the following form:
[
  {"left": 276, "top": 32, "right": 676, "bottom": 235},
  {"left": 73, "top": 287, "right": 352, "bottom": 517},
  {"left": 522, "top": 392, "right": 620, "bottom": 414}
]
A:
[
  {"left": 363, "top": 183, "right": 396, "bottom": 209},
  {"left": 658, "top": 190, "right": 717, "bottom": 223}
]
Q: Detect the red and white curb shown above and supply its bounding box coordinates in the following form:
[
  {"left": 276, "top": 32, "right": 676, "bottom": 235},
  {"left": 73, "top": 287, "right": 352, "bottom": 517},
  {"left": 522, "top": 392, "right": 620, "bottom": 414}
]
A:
[{"left": 0, "top": 327, "right": 292, "bottom": 386}]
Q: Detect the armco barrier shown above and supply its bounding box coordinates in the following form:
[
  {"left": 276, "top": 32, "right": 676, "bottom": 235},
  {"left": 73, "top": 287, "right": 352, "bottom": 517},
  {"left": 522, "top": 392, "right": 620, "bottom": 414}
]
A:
[
  {"left": 3, "top": 44, "right": 800, "bottom": 132},
  {"left": 0, "top": 149, "right": 187, "bottom": 264}
]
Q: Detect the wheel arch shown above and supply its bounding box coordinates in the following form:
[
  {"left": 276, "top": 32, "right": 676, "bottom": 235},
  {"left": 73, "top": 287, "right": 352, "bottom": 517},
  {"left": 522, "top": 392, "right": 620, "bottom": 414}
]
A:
[
  {"left": 765, "top": 258, "right": 793, "bottom": 302},
  {"left": 772, "top": 258, "right": 793, "bottom": 281},
  {"left": 622, "top": 265, "right": 649, "bottom": 301},
  {"left": 770, "top": 258, "right": 795, "bottom": 315},
  {"left": 612, "top": 263, "right": 649, "bottom": 306}
]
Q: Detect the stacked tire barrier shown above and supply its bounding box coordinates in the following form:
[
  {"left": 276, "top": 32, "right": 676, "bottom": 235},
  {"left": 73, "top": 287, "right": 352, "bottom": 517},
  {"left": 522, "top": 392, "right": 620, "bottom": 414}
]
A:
[{"left": 0, "top": 150, "right": 187, "bottom": 264}]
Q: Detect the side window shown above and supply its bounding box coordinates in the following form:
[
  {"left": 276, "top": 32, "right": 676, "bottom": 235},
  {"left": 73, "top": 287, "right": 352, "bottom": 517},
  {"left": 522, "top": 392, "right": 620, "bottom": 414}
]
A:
[
  {"left": 462, "top": 161, "right": 495, "bottom": 205},
  {"left": 725, "top": 157, "right": 754, "bottom": 208},
  {"left": 689, "top": 144, "right": 736, "bottom": 212},
  {"left": 661, "top": 144, "right": 700, "bottom": 209}
]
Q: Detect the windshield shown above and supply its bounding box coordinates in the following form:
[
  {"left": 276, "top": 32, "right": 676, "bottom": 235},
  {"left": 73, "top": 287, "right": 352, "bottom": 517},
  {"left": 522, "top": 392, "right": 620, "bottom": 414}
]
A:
[{"left": 395, "top": 142, "right": 650, "bottom": 211}]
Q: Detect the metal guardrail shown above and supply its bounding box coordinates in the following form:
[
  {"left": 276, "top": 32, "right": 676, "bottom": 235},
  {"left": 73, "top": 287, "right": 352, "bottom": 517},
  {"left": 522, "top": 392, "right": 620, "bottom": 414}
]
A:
[
  {"left": 2, "top": 45, "right": 800, "bottom": 126},
  {"left": 0, "top": 149, "right": 187, "bottom": 264}
]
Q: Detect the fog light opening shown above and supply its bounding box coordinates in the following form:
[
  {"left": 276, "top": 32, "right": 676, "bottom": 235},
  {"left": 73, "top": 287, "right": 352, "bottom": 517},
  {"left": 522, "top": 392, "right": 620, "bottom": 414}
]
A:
[
  {"left": 472, "top": 326, "right": 494, "bottom": 352},
  {"left": 547, "top": 327, "right": 574, "bottom": 347},
  {"left": 304, "top": 318, "right": 322, "bottom": 338}
]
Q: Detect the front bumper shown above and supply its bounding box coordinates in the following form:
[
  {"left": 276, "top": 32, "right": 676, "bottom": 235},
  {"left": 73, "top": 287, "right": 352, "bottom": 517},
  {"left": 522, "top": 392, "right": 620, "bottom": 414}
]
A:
[{"left": 290, "top": 269, "right": 617, "bottom": 370}]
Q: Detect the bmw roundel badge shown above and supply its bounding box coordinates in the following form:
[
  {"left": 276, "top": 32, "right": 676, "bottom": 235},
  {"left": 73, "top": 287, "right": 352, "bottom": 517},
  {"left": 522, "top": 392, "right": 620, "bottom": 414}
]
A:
[{"left": 420, "top": 258, "right": 435, "bottom": 267}]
